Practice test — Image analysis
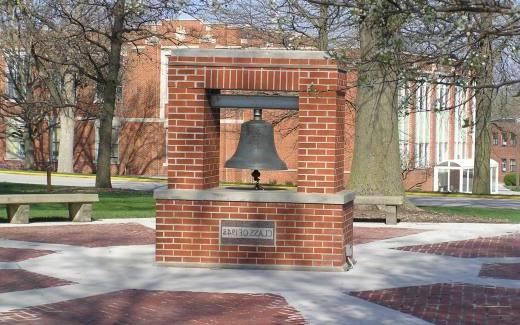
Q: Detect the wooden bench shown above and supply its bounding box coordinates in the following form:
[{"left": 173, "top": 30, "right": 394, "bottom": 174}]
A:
[
  {"left": 354, "top": 196, "right": 404, "bottom": 225},
  {"left": 0, "top": 194, "right": 99, "bottom": 224}
]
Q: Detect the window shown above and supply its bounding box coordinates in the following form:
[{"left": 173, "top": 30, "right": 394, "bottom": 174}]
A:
[
  {"left": 492, "top": 132, "right": 498, "bottom": 146},
  {"left": 502, "top": 159, "right": 507, "bottom": 172},
  {"left": 94, "top": 83, "right": 103, "bottom": 103},
  {"left": 115, "top": 85, "right": 123, "bottom": 102},
  {"left": 415, "top": 81, "right": 430, "bottom": 167},
  {"left": 110, "top": 126, "right": 119, "bottom": 164},
  {"left": 50, "top": 124, "right": 60, "bottom": 162},
  {"left": 95, "top": 120, "right": 120, "bottom": 164},
  {"left": 5, "top": 118, "right": 24, "bottom": 160},
  {"left": 4, "top": 61, "right": 26, "bottom": 100},
  {"left": 436, "top": 83, "right": 449, "bottom": 163},
  {"left": 175, "top": 26, "right": 187, "bottom": 41},
  {"left": 502, "top": 132, "right": 508, "bottom": 146},
  {"left": 200, "top": 34, "right": 216, "bottom": 43},
  {"left": 398, "top": 85, "right": 410, "bottom": 169},
  {"left": 145, "top": 36, "right": 160, "bottom": 45},
  {"left": 94, "top": 83, "right": 122, "bottom": 103},
  {"left": 454, "top": 86, "right": 467, "bottom": 159},
  {"left": 5, "top": 68, "right": 18, "bottom": 99},
  {"left": 511, "top": 159, "right": 517, "bottom": 172},
  {"left": 511, "top": 133, "right": 517, "bottom": 146}
]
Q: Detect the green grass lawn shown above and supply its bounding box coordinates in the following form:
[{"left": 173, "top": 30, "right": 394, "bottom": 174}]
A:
[
  {"left": 0, "top": 182, "right": 155, "bottom": 221},
  {"left": 421, "top": 206, "right": 520, "bottom": 223},
  {"left": 407, "top": 191, "right": 520, "bottom": 199},
  {"left": 2, "top": 182, "right": 519, "bottom": 223}
]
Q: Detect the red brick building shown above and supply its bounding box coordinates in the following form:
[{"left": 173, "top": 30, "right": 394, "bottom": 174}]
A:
[
  {"left": 490, "top": 118, "right": 519, "bottom": 181},
  {"left": 1, "top": 20, "right": 481, "bottom": 192}
]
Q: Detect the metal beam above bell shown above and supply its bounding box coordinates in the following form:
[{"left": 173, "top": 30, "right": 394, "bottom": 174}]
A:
[{"left": 209, "top": 95, "right": 299, "bottom": 110}]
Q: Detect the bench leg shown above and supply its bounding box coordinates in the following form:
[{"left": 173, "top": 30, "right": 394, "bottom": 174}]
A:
[
  {"left": 6, "top": 204, "right": 30, "bottom": 224},
  {"left": 378, "top": 205, "right": 397, "bottom": 225},
  {"left": 68, "top": 203, "right": 92, "bottom": 222}
]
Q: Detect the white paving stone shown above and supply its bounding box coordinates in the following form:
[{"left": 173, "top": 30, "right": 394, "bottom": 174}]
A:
[{"left": 0, "top": 220, "right": 518, "bottom": 324}]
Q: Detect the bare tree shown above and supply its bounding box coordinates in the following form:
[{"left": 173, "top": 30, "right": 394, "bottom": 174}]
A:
[
  {"left": 29, "top": 0, "right": 185, "bottom": 188},
  {"left": 298, "top": 0, "right": 520, "bottom": 196},
  {"left": 198, "top": 0, "right": 353, "bottom": 51},
  {"left": 0, "top": 0, "right": 54, "bottom": 169}
]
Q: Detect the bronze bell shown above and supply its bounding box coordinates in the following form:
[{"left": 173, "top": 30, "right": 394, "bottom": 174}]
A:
[{"left": 225, "top": 109, "right": 288, "bottom": 175}]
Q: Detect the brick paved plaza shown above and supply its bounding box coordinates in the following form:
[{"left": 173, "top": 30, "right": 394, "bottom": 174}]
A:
[
  {"left": 0, "top": 220, "right": 518, "bottom": 324},
  {"left": 0, "top": 269, "right": 73, "bottom": 294},
  {"left": 351, "top": 283, "right": 520, "bottom": 324},
  {"left": 0, "top": 223, "right": 154, "bottom": 247},
  {"left": 0, "top": 290, "right": 306, "bottom": 324},
  {"left": 395, "top": 233, "right": 520, "bottom": 258},
  {"left": 0, "top": 247, "right": 54, "bottom": 262}
]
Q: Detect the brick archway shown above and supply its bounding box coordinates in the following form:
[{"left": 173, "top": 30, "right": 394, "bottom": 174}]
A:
[{"left": 156, "top": 49, "right": 354, "bottom": 271}]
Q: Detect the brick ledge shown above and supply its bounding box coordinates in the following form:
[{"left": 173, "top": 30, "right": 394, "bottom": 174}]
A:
[
  {"left": 170, "top": 48, "right": 331, "bottom": 60},
  {"left": 156, "top": 261, "right": 349, "bottom": 272},
  {"left": 154, "top": 188, "right": 355, "bottom": 205}
]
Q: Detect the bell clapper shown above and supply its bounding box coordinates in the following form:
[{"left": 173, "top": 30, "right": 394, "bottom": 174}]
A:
[
  {"left": 251, "top": 169, "right": 264, "bottom": 190},
  {"left": 253, "top": 108, "right": 262, "bottom": 120}
]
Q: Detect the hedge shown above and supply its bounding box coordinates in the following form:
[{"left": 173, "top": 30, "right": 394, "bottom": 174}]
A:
[{"left": 504, "top": 172, "right": 518, "bottom": 186}]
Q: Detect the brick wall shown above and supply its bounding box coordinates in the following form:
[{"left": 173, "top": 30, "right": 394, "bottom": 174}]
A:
[
  {"left": 118, "top": 121, "right": 166, "bottom": 175},
  {"left": 403, "top": 168, "right": 434, "bottom": 191},
  {"left": 490, "top": 121, "right": 520, "bottom": 181},
  {"left": 0, "top": 41, "right": 476, "bottom": 193},
  {"left": 156, "top": 199, "right": 353, "bottom": 269}
]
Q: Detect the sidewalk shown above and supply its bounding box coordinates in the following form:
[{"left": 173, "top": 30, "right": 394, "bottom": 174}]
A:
[
  {"left": 0, "top": 171, "right": 166, "bottom": 191},
  {"left": 498, "top": 183, "right": 519, "bottom": 196},
  {"left": 1, "top": 219, "right": 518, "bottom": 324}
]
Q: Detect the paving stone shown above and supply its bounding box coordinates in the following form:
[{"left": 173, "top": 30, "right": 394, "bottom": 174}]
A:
[
  {"left": 0, "top": 289, "right": 306, "bottom": 324},
  {"left": 479, "top": 263, "right": 520, "bottom": 280},
  {"left": 353, "top": 227, "right": 426, "bottom": 245},
  {"left": 0, "top": 224, "right": 423, "bottom": 248},
  {"left": 394, "top": 233, "right": 520, "bottom": 257},
  {"left": 0, "top": 247, "right": 54, "bottom": 262},
  {"left": 350, "top": 283, "right": 520, "bottom": 325},
  {"left": 0, "top": 269, "right": 73, "bottom": 294},
  {"left": 0, "top": 223, "right": 154, "bottom": 247}
]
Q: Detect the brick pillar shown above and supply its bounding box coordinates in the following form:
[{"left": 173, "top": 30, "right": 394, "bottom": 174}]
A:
[
  {"left": 297, "top": 70, "right": 346, "bottom": 194},
  {"left": 167, "top": 61, "right": 219, "bottom": 190}
]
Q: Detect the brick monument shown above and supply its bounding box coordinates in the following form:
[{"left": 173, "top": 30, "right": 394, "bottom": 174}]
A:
[{"left": 155, "top": 49, "right": 354, "bottom": 271}]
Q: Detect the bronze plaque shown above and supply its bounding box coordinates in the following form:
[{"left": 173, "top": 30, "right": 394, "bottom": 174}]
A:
[{"left": 220, "top": 220, "right": 275, "bottom": 246}]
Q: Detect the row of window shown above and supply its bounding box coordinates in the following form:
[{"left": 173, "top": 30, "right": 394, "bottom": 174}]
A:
[
  {"left": 399, "top": 82, "right": 474, "bottom": 169},
  {"left": 4, "top": 119, "right": 119, "bottom": 164},
  {"left": 4, "top": 56, "right": 123, "bottom": 103},
  {"left": 501, "top": 159, "right": 517, "bottom": 172},
  {"left": 492, "top": 132, "right": 517, "bottom": 146}
]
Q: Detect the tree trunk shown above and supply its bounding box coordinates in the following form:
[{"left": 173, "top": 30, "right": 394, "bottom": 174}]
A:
[
  {"left": 95, "top": 0, "right": 125, "bottom": 188},
  {"left": 472, "top": 13, "right": 495, "bottom": 195},
  {"left": 57, "top": 73, "right": 75, "bottom": 173},
  {"left": 22, "top": 124, "right": 35, "bottom": 169},
  {"left": 348, "top": 12, "right": 404, "bottom": 196}
]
